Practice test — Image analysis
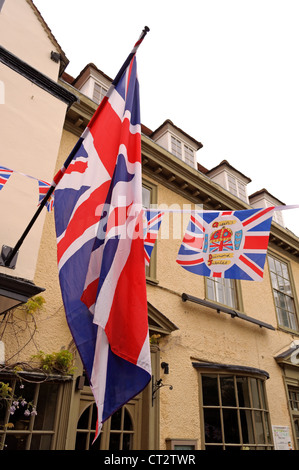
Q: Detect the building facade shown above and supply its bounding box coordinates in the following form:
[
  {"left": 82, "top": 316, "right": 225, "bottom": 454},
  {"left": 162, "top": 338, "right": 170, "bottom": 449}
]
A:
[{"left": 0, "top": 0, "right": 299, "bottom": 451}]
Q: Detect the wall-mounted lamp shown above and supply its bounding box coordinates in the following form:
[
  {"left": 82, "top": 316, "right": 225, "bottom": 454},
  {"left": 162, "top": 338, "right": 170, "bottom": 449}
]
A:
[
  {"left": 51, "top": 51, "right": 61, "bottom": 63},
  {"left": 161, "top": 361, "right": 169, "bottom": 374}
]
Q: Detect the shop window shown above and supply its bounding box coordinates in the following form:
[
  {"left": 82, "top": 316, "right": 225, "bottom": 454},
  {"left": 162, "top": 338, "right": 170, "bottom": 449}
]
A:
[
  {"left": 200, "top": 372, "right": 273, "bottom": 450},
  {"left": 0, "top": 376, "right": 64, "bottom": 450}
]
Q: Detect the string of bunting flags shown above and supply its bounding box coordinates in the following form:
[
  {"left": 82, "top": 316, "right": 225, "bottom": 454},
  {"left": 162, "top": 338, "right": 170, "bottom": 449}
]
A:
[
  {"left": 0, "top": 164, "right": 54, "bottom": 212},
  {"left": 143, "top": 204, "right": 299, "bottom": 281},
  {"left": 1, "top": 164, "right": 298, "bottom": 282}
]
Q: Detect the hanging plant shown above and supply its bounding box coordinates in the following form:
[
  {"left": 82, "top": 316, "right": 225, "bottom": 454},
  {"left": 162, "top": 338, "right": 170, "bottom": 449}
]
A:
[
  {"left": 0, "top": 381, "right": 37, "bottom": 419},
  {"left": 31, "top": 349, "right": 75, "bottom": 375}
]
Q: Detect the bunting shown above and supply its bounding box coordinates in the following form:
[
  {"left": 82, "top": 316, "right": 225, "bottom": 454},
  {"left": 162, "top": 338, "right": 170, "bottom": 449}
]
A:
[
  {"left": 0, "top": 165, "right": 54, "bottom": 211},
  {"left": 0, "top": 166, "right": 13, "bottom": 190},
  {"left": 143, "top": 210, "right": 164, "bottom": 265},
  {"left": 176, "top": 207, "right": 275, "bottom": 281}
]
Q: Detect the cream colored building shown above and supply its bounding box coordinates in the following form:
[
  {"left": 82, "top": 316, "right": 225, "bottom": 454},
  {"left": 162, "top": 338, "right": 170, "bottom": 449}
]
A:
[{"left": 0, "top": 0, "right": 299, "bottom": 451}]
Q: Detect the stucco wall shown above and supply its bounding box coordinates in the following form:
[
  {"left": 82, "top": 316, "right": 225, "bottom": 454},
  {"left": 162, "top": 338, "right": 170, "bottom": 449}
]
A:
[{"left": 0, "top": 0, "right": 61, "bottom": 81}]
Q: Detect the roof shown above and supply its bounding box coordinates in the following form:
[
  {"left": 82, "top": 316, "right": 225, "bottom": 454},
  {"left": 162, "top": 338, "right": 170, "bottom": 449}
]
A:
[
  {"left": 150, "top": 119, "right": 203, "bottom": 150},
  {"left": 249, "top": 188, "right": 285, "bottom": 206},
  {"left": 206, "top": 159, "right": 252, "bottom": 183},
  {"left": 71, "top": 62, "right": 113, "bottom": 88}
]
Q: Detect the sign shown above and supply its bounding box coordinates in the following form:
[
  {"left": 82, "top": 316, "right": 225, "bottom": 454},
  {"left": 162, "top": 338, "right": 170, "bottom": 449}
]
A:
[{"left": 272, "top": 426, "right": 293, "bottom": 450}]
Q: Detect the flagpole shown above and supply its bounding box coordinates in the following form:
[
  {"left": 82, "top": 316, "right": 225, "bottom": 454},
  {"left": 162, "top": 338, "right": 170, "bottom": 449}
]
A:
[{"left": 2, "top": 27, "right": 150, "bottom": 269}]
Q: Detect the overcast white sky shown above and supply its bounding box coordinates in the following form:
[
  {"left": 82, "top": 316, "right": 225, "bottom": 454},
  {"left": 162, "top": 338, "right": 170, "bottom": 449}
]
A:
[{"left": 34, "top": 0, "right": 299, "bottom": 236}]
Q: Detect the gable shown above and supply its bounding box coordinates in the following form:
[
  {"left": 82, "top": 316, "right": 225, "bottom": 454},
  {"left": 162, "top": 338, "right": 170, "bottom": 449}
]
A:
[{"left": 0, "top": 0, "right": 67, "bottom": 80}]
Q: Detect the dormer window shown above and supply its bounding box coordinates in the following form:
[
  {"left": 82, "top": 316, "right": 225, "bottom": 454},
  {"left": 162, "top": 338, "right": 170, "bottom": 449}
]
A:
[
  {"left": 206, "top": 160, "right": 251, "bottom": 204},
  {"left": 227, "top": 174, "right": 247, "bottom": 203},
  {"left": 184, "top": 144, "right": 195, "bottom": 167},
  {"left": 71, "top": 64, "right": 112, "bottom": 105},
  {"left": 150, "top": 120, "right": 202, "bottom": 170},
  {"left": 249, "top": 189, "right": 285, "bottom": 228},
  {"left": 170, "top": 135, "right": 196, "bottom": 167},
  {"left": 171, "top": 136, "right": 182, "bottom": 159},
  {"left": 93, "top": 82, "right": 108, "bottom": 104}
]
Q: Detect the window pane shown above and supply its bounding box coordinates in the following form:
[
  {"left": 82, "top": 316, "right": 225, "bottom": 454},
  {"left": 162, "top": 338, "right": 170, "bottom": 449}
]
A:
[
  {"left": 270, "top": 272, "right": 278, "bottom": 290},
  {"left": 220, "top": 376, "right": 236, "bottom": 407},
  {"left": 123, "top": 433, "right": 133, "bottom": 450},
  {"left": 204, "top": 408, "right": 222, "bottom": 443},
  {"left": 77, "top": 405, "right": 90, "bottom": 429},
  {"left": 269, "top": 254, "right": 298, "bottom": 332},
  {"left": 206, "top": 277, "right": 238, "bottom": 308},
  {"left": 250, "top": 378, "right": 261, "bottom": 409},
  {"left": 254, "top": 411, "right": 265, "bottom": 443},
  {"left": 123, "top": 409, "right": 133, "bottom": 430},
  {"left": 0, "top": 397, "right": 8, "bottom": 426},
  {"left": 109, "top": 433, "right": 121, "bottom": 450},
  {"left": 237, "top": 377, "right": 251, "bottom": 408},
  {"left": 240, "top": 409, "right": 254, "bottom": 443},
  {"left": 3, "top": 433, "right": 28, "bottom": 450},
  {"left": 110, "top": 409, "right": 122, "bottom": 430},
  {"left": 206, "top": 278, "right": 215, "bottom": 301},
  {"left": 202, "top": 375, "right": 219, "bottom": 406},
  {"left": 75, "top": 432, "right": 88, "bottom": 450},
  {"left": 90, "top": 432, "right": 102, "bottom": 450},
  {"left": 91, "top": 403, "right": 98, "bottom": 430},
  {"left": 31, "top": 434, "right": 52, "bottom": 450},
  {"left": 223, "top": 409, "right": 240, "bottom": 443},
  {"left": 8, "top": 381, "right": 35, "bottom": 429},
  {"left": 34, "top": 383, "right": 59, "bottom": 430},
  {"left": 142, "top": 186, "right": 151, "bottom": 209}
]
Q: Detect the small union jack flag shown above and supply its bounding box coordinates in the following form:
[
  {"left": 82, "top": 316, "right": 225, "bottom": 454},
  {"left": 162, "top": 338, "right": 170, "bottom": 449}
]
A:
[
  {"left": 0, "top": 166, "right": 13, "bottom": 191},
  {"left": 38, "top": 180, "right": 54, "bottom": 212},
  {"left": 143, "top": 210, "right": 164, "bottom": 266},
  {"left": 176, "top": 207, "right": 274, "bottom": 281}
]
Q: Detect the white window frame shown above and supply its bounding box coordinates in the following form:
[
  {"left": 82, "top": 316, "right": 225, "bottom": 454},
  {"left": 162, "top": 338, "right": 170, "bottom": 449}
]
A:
[
  {"left": 170, "top": 134, "right": 195, "bottom": 167},
  {"left": 93, "top": 82, "right": 108, "bottom": 104},
  {"left": 226, "top": 173, "right": 248, "bottom": 203}
]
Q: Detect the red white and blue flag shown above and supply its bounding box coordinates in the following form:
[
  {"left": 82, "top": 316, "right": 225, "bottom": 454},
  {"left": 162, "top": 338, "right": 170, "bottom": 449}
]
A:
[
  {"left": 38, "top": 180, "right": 54, "bottom": 212},
  {"left": 54, "top": 29, "right": 151, "bottom": 441},
  {"left": 143, "top": 210, "right": 164, "bottom": 266},
  {"left": 0, "top": 166, "right": 13, "bottom": 191},
  {"left": 176, "top": 207, "right": 274, "bottom": 281}
]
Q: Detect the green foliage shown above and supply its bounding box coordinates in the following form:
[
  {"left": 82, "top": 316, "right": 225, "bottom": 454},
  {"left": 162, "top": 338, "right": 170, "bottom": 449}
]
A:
[
  {"left": 0, "top": 381, "right": 13, "bottom": 400},
  {"left": 31, "top": 349, "right": 75, "bottom": 375},
  {"left": 149, "top": 334, "right": 161, "bottom": 344},
  {"left": 23, "top": 295, "right": 45, "bottom": 315}
]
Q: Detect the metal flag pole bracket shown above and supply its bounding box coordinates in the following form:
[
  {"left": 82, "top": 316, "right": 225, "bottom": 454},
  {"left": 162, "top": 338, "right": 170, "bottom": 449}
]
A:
[{"left": 152, "top": 377, "right": 173, "bottom": 405}]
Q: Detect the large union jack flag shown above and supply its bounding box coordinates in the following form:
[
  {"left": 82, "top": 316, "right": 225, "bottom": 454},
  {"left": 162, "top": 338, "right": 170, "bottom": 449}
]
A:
[
  {"left": 0, "top": 166, "right": 13, "bottom": 191},
  {"left": 54, "top": 31, "right": 151, "bottom": 441},
  {"left": 176, "top": 207, "right": 274, "bottom": 281}
]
